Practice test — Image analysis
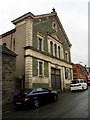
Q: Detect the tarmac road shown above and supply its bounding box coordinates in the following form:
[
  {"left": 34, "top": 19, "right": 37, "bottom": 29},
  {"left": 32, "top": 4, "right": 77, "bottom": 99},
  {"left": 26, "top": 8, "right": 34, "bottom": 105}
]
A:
[{"left": 2, "top": 88, "right": 88, "bottom": 119}]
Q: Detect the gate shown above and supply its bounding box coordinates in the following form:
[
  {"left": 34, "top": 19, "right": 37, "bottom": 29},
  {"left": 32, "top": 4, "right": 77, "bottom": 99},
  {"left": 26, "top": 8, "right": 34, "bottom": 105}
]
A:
[{"left": 51, "top": 68, "right": 61, "bottom": 89}]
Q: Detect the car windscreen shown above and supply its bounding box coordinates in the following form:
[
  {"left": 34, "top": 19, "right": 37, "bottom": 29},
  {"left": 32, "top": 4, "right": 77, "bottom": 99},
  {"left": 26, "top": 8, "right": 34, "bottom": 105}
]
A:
[{"left": 71, "top": 80, "right": 79, "bottom": 84}]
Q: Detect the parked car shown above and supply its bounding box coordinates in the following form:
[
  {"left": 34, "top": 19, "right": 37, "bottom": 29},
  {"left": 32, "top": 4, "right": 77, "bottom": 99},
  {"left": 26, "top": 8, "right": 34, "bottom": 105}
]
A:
[
  {"left": 70, "top": 79, "right": 87, "bottom": 91},
  {"left": 14, "top": 88, "right": 58, "bottom": 108}
]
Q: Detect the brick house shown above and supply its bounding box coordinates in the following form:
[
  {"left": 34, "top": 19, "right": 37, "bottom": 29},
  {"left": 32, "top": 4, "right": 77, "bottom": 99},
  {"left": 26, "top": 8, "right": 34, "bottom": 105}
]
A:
[
  {"left": 72, "top": 64, "right": 88, "bottom": 83},
  {"left": 0, "top": 9, "right": 73, "bottom": 90},
  {"left": 1, "top": 45, "right": 19, "bottom": 106},
  {"left": 86, "top": 67, "right": 90, "bottom": 80}
]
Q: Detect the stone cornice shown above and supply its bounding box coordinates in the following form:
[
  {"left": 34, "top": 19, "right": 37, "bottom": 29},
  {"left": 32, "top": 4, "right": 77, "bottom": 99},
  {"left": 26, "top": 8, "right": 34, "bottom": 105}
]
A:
[
  {"left": 25, "top": 54, "right": 72, "bottom": 69},
  {"left": 12, "top": 12, "right": 35, "bottom": 25},
  {"left": 24, "top": 46, "right": 73, "bottom": 66},
  {"left": 47, "top": 33, "right": 62, "bottom": 44}
]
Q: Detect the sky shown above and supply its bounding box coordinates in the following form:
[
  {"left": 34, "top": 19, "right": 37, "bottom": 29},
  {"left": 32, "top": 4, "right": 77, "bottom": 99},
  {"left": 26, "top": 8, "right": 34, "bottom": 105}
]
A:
[{"left": 0, "top": 0, "right": 89, "bottom": 66}]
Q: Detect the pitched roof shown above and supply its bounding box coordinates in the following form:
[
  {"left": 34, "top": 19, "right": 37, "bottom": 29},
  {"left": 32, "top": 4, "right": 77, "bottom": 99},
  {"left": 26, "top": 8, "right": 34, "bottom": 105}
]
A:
[
  {"left": 2, "top": 9, "right": 72, "bottom": 46},
  {"left": 0, "top": 29, "right": 16, "bottom": 38},
  {"left": 0, "top": 45, "right": 17, "bottom": 57}
]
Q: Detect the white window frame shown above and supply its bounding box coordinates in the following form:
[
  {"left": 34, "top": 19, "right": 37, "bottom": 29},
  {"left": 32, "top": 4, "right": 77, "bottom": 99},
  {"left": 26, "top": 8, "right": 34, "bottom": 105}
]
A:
[
  {"left": 37, "top": 34, "right": 44, "bottom": 52},
  {"left": 38, "top": 60, "right": 44, "bottom": 77}
]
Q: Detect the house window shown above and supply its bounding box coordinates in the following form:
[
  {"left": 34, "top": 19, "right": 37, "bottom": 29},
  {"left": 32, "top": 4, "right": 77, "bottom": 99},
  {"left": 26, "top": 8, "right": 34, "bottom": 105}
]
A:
[
  {"left": 52, "top": 22, "right": 57, "bottom": 30},
  {"left": 13, "top": 38, "right": 15, "bottom": 51},
  {"left": 54, "top": 44, "right": 57, "bottom": 57},
  {"left": 65, "top": 68, "right": 68, "bottom": 79},
  {"left": 50, "top": 41, "right": 53, "bottom": 55},
  {"left": 65, "top": 52, "right": 68, "bottom": 61},
  {"left": 38, "top": 38, "right": 42, "bottom": 51},
  {"left": 58, "top": 46, "right": 60, "bottom": 59},
  {"left": 39, "top": 62, "right": 43, "bottom": 76}
]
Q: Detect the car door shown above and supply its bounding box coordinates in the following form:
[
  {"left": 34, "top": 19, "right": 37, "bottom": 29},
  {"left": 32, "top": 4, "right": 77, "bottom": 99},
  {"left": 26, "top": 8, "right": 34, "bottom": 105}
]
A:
[
  {"left": 80, "top": 80, "right": 87, "bottom": 89},
  {"left": 41, "top": 88, "right": 51, "bottom": 102},
  {"left": 31, "top": 88, "right": 43, "bottom": 100}
]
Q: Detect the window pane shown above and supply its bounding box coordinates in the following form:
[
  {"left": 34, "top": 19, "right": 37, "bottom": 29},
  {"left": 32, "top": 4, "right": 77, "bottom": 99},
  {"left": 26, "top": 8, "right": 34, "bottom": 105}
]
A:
[
  {"left": 50, "top": 41, "right": 53, "bottom": 55},
  {"left": 65, "top": 52, "right": 68, "bottom": 61},
  {"left": 39, "top": 38, "right": 42, "bottom": 51},
  {"left": 39, "top": 62, "right": 43, "bottom": 75},
  {"left": 42, "top": 88, "right": 49, "bottom": 92},
  {"left": 58, "top": 46, "right": 60, "bottom": 58},
  {"left": 54, "top": 44, "right": 57, "bottom": 57}
]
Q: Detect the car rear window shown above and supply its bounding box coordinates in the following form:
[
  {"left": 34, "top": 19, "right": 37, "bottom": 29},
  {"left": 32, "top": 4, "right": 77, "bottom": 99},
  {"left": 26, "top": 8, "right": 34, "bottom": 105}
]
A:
[{"left": 22, "top": 89, "right": 33, "bottom": 94}]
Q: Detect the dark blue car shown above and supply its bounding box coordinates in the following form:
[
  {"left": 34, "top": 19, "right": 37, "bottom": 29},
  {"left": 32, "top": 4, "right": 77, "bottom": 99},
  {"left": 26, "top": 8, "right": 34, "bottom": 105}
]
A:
[{"left": 14, "top": 88, "right": 58, "bottom": 108}]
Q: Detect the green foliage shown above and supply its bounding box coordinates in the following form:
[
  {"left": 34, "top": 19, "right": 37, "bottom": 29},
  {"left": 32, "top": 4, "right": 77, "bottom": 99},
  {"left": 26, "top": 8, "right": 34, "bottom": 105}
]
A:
[
  {"left": 44, "top": 61, "right": 49, "bottom": 77},
  {"left": 32, "top": 83, "right": 49, "bottom": 88},
  {"left": 32, "top": 58, "right": 38, "bottom": 76}
]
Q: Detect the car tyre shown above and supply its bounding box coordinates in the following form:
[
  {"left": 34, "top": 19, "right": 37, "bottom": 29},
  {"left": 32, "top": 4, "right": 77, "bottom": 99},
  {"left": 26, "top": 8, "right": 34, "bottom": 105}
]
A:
[{"left": 33, "top": 99, "right": 39, "bottom": 108}]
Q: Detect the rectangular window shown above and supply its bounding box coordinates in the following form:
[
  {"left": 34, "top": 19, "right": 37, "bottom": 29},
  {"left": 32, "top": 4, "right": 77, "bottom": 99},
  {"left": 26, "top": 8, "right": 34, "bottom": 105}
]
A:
[
  {"left": 39, "top": 38, "right": 42, "bottom": 51},
  {"left": 58, "top": 46, "right": 60, "bottom": 59},
  {"left": 39, "top": 62, "right": 43, "bottom": 75},
  {"left": 65, "top": 68, "right": 68, "bottom": 79}
]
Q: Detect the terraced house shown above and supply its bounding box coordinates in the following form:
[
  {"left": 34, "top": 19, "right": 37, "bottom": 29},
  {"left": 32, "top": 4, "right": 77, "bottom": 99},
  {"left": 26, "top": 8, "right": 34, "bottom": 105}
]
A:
[{"left": 1, "top": 9, "right": 73, "bottom": 90}]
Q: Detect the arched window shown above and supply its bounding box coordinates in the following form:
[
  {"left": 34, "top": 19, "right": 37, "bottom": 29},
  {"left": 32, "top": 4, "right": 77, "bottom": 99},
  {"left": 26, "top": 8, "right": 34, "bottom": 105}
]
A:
[
  {"left": 54, "top": 44, "right": 57, "bottom": 57},
  {"left": 58, "top": 46, "right": 60, "bottom": 59}
]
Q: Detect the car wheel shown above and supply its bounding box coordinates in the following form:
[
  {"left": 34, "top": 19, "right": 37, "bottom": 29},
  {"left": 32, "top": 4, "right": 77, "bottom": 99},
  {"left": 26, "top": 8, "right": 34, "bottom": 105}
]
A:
[
  {"left": 53, "top": 95, "right": 58, "bottom": 101},
  {"left": 33, "top": 99, "right": 39, "bottom": 108}
]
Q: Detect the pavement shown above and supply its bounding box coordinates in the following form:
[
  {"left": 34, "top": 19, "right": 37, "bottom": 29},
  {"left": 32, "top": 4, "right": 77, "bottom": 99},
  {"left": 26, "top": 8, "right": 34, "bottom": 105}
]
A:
[{"left": 2, "top": 102, "right": 16, "bottom": 112}]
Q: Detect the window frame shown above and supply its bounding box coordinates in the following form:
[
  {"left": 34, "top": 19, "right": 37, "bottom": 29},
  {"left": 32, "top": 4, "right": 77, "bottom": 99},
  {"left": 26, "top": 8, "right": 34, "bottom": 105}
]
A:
[
  {"left": 54, "top": 44, "right": 57, "bottom": 57},
  {"left": 65, "top": 51, "right": 68, "bottom": 61},
  {"left": 50, "top": 41, "right": 53, "bottom": 55},
  {"left": 37, "top": 34, "right": 44, "bottom": 51},
  {"left": 58, "top": 46, "right": 60, "bottom": 59},
  {"left": 38, "top": 60, "right": 44, "bottom": 76}
]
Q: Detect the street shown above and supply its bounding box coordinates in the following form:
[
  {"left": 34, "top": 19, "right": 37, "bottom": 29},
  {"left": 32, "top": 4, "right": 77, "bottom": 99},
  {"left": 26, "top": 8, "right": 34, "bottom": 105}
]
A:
[{"left": 2, "top": 88, "right": 88, "bottom": 119}]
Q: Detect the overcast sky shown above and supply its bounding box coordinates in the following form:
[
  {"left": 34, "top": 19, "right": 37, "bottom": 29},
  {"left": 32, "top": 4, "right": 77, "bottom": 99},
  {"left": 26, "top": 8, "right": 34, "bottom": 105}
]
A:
[{"left": 0, "top": 0, "right": 89, "bottom": 66}]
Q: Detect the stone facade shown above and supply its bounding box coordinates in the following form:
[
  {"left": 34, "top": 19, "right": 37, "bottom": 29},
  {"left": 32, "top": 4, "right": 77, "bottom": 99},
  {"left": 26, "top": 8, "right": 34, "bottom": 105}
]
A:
[
  {"left": 2, "top": 45, "right": 18, "bottom": 105},
  {"left": 1, "top": 9, "right": 73, "bottom": 90}
]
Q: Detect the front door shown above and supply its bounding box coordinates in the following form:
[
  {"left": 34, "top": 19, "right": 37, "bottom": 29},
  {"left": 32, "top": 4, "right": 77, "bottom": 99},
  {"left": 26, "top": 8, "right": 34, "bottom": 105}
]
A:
[{"left": 51, "top": 68, "right": 61, "bottom": 89}]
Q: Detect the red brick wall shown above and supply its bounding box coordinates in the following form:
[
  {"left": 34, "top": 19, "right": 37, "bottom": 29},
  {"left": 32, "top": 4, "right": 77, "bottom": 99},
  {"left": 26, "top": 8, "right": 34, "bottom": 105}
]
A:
[{"left": 72, "top": 64, "right": 88, "bottom": 83}]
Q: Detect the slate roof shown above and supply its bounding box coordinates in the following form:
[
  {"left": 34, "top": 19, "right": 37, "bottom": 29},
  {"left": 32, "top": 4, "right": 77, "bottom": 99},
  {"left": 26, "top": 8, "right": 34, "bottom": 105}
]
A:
[{"left": 0, "top": 45, "right": 17, "bottom": 57}]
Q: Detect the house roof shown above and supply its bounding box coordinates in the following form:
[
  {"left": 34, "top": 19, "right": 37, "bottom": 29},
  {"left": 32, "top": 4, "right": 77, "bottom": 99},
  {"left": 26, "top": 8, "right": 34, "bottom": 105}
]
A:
[
  {"left": 1, "top": 9, "right": 72, "bottom": 47},
  {"left": 11, "top": 9, "right": 72, "bottom": 47},
  {"left": 0, "top": 45, "right": 17, "bottom": 57},
  {"left": 0, "top": 29, "right": 16, "bottom": 38}
]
